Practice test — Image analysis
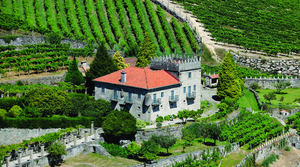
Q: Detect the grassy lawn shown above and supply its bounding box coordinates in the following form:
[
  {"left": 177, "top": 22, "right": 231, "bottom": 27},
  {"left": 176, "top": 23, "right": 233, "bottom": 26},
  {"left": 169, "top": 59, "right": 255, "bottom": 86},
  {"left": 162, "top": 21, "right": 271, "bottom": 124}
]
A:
[
  {"left": 237, "top": 88, "right": 259, "bottom": 111},
  {"left": 257, "top": 88, "right": 300, "bottom": 106},
  {"left": 59, "top": 153, "right": 139, "bottom": 167},
  {"left": 220, "top": 150, "right": 248, "bottom": 167}
]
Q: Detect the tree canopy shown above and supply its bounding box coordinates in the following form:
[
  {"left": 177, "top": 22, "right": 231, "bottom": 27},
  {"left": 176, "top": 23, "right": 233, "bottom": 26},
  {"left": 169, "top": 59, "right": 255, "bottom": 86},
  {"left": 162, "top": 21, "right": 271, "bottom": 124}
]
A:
[
  {"left": 136, "top": 33, "right": 157, "bottom": 67},
  {"left": 112, "top": 51, "right": 129, "bottom": 70},
  {"left": 217, "top": 52, "right": 243, "bottom": 99},
  {"left": 65, "top": 56, "right": 85, "bottom": 85}
]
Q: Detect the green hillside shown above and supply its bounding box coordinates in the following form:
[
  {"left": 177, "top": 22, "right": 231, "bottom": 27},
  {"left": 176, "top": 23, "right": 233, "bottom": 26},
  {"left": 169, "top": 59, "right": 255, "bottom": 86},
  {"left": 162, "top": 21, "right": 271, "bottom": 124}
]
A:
[
  {"left": 174, "top": 0, "right": 300, "bottom": 55},
  {"left": 0, "top": 0, "right": 201, "bottom": 55}
]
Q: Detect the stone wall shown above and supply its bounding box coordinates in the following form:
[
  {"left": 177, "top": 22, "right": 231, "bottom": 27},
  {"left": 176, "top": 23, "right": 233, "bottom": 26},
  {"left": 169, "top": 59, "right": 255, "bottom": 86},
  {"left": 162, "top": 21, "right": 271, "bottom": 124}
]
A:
[
  {"left": 0, "top": 128, "right": 59, "bottom": 145},
  {"left": 233, "top": 54, "right": 300, "bottom": 76},
  {"left": 244, "top": 77, "right": 300, "bottom": 89},
  {"left": 0, "top": 73, "right": 65, "bottom": 85},
  {"left": 131, "top": 143, "right": 239, "bottom": 167},
  {"left": 0, "top": 36, "right": 86, "bottom": 48},
  {"left": 135, "top": 125, "right": 184, "bottom": 142}
]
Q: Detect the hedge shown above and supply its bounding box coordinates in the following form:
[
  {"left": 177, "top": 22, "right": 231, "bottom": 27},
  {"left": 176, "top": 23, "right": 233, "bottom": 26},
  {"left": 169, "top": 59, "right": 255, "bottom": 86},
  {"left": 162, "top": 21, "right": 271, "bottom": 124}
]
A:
[
  {"left": 0, "top": 116, "right": 102, "bottom": 128},
  {"left": 0, "top": 97, "right": 24, "bottom": 111}
]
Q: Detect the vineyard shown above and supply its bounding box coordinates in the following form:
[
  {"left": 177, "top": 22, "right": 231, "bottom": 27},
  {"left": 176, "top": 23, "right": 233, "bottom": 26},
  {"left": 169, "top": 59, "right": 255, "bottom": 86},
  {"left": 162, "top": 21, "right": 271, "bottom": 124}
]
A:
[
  {"left": 287, "top": 112, "right": 300, "bottom": 135},
  {"left": 174, "top": 0, "right": 300, "bottom": 55},
  {"left": 0, "top": 0, "right": 200, "bottom": 55},
  {"left": 220, "top": 111, "right": 284, "bottom": 149},
  {"left": 0, "top": 44, "right": 93, "bottom": 76}
]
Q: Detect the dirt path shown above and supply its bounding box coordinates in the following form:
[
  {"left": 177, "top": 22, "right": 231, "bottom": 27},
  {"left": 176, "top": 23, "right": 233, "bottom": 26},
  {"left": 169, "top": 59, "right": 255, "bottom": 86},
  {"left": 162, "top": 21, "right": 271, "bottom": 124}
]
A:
[
  {"left": 270, "top": 147, "right": 300, "bottom": 167},
  {"left": 156, "top": 0, "right": 300, "bottom": 60}
]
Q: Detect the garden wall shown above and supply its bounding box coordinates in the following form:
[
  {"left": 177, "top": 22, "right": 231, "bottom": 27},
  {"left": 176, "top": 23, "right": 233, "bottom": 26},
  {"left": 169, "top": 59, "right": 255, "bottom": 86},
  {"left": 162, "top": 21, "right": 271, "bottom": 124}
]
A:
[
  {"left": 0, "top": 73, "right": 65, "bottom": 85},
  {"left": 244, "top": 77, "right": 300, "bottom": 89},
  {"left": 233, "top": 54, "right": 300, "bottom": 76},
  {"left": 0, "top": 36, "right": 86, "bottom": 49},
  {"left": 0, "top": 128, "right": 59, "bottom": 145},
  {"left": 135, "top": 125, "right": 184, "bottom": 143},
  {"left": 131, "top": 143, "right": 239, "bottom": 167}
]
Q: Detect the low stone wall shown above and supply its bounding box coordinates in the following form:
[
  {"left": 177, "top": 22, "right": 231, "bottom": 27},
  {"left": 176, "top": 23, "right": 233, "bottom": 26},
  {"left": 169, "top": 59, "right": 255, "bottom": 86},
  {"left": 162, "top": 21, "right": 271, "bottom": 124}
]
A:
[
  {"left": 0, "top": 73, "right": 65, "bottom": 85},
  {"left": 0, "top": 36, "right": 86, "bottom": 49},
  {"left": 131, "top": 143, "right": 239, "bottom": 167},
  {"left": 135, "top": 125, "right": 184, "bottom": 143},
  {"left": 248, "top": 88, "right": 262, "bottom": 108},
  {"left": 244, "top": 77, "right": 300, "bottom": 89},
  {"left": 233, "top": 54, "right": 300, "bottom": 76},
  {"left": 0, "top": 128, "right": 60, "bottom": 146}
]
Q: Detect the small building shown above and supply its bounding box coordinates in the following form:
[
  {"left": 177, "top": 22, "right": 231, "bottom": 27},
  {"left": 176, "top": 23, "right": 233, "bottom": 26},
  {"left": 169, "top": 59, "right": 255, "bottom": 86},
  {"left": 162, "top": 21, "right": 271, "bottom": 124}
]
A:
[
  {"left": 93, "top": 56, "right": 202, "bottom": 122},
  {"left": 204, "top": 73, "right": 219, "bottom": 87}
]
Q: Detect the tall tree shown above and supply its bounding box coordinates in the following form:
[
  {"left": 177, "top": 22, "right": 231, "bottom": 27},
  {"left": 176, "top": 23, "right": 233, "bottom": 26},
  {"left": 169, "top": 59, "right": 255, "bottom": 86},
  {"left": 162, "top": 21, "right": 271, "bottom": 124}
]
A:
[
  {"left": 85, "top": 43, "right": 118, "bottom": 94},
  {"left": 112, "top": 51, "right": 129, "bottom": 69},
  {"left": 136, "top": 33, "right": 157, "bottom": 67},
  {"left": 217, "top": 52, "right": 242, "bottom": 99},
  {"left": 65, "top": 56, "right": 85, "bottom": 85}
]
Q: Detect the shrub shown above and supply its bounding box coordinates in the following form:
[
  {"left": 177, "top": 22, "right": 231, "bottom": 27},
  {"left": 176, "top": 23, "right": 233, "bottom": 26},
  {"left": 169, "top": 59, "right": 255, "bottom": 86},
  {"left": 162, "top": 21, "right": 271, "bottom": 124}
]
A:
[
  {"left": 250, "top": 82, "right": 261, "bottom": 91},
  {"left": 164, "top": 115, "right": 171, "bottom": 121},
  {"left": 284, "top": 146, "right": 290, "bottom": 151},
  {"left": 7, "top": 105, "right": 22, "bottom": 117},
  {"left": 156, "top": 122, "right": 162, "bottom": 128},
  {"left": 151, "top": 135, "right": 177, "bottom": 153},
  {"left": 45, "top": 32, "right": 62, "bottom": 44},
  {"left": 136, "top": 119, "right": 148, "bottom": 129},
  {"left": 261, "top": 154, "right": 279, "bottom": 167},
  {"left": 156, "top": 116, "right": 163, "bottom": 123},
  {"left": 127, "top": 141, "right": 140, "bottom": 159},
  {"left": 140, "top": 139, "right": 160, "bottom": 161},
  {"left": 47, "top": 142, "right": 67, "bottom": 166},
  {"left": 0, "top": 109, "right": 7, "bottom": 118},
  {"left": 0, "top": 97, "right": 24, "bottom": 111},
  {"left": 100, "top": 142, "right": 128, "bottom": 158}
]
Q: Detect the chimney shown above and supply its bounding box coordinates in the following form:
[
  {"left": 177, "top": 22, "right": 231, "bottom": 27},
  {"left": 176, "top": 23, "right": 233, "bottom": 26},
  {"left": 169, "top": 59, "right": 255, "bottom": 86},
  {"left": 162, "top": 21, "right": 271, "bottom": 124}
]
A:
[{"left": 121, "top": 71, "right": 126, "bottom": 83}]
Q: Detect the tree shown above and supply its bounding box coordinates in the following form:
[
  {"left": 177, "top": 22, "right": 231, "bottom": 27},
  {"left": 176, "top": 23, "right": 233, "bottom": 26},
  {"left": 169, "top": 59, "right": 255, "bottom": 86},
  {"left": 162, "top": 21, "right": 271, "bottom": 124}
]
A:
[
  {"left": 209, "top": 124, "right": 221, "bottom": 145},
  {"left": 102, "top": 110, "right": 137, "bottom": 143},
  {"left": 7, "top": 105, "right": 22, "bottom": 117},
  {"left": 127, "top": 141, "right": 141, "bottom": 159},
  {"left": 0, "top": 109, "right": 7, "bottom": 118},
  {"left": 263, "top": 92, "right": 276, "bottom": 103},
  {"left": 217, "top": 52, "right": 242, "bottom": 99},
  {"left": 46, "top": 142, "right": 67, "bottom": 167},
  {"left": 65, "top": 56, "right": 85, "bottom": 85},
  {"left": 178, "top": 109, "right": 191, "bottom": 123},
  {"left": 24, "top": 88, "right": 71, "bottom": 117},
  {"left": 86, "top": 43, "right": 119, "bottom": 94},
  {"left": 136, "top": 33, "right": 157, "bottom": 67},
  {"left": 181, "top": 127, "right": 196, "bottom": 152},
  {"left": 274, "top": 81, "right": 291, "bottom": 94},
  {"left": 140, "top": 139, "right": 160, "bottom": 161},
  {"left": 112, "top": 51, "right": 129, "bottom": 69},
  {"left": 151, "top": 135, "right": 177, "bottom": 153},
  {"left": 249, "top": 82, "right": 261, "bottom": 91}
]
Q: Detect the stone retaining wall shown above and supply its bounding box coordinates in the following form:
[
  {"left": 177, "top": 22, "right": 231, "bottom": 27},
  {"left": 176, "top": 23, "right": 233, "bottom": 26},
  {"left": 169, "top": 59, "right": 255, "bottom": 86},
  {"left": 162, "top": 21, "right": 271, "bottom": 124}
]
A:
[
  {"left": 234, "top": 54, "right": 300, "bottom": 76},
  {"left": 0, "top": 128, "right": 60, "bottom": 146},
  {"left": 0, "top": 36, "right": 86, "bottom": 49},
  {"left": 244, "top": 77, "right": 300, "bottom": 89},
  {"left": 0, "top": 73, "right": 65, "bottom": 85},
  {"left": 135, "top": 125, "right": 184, "bottom": 143}
]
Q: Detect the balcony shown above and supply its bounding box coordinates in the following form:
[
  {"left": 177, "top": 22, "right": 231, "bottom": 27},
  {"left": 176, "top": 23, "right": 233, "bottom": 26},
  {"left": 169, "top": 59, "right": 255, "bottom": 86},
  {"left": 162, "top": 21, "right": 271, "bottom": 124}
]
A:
[
  {"left": 110, "top": 94, "right": 118, "bottom": 102},
  {"left": 186, "top": 92, "right": 196, "bottom": 99},
  {"left": 169, "top": 95, "right": 179, "bottom": 102},
  {"left": 152, "top": 98, "right": 161, "bottom": 106},
  {"left": 125, "top": 96, "right": 133, "bottom": 104}
]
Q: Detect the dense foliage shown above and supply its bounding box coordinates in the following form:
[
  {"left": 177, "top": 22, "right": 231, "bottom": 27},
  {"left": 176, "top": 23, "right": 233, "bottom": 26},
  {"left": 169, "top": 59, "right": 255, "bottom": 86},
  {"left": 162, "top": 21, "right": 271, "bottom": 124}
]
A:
[
  {"left": 287, "top": 112, "right": 300, "bottom": 135},
  {"left": 0, "top": 0, "right": 200, "bottom": 54},
  {"left": 136, "top": 33, "right": 157, "bottom": 67},
  {"left": 221, "top": 111, "right": 284, "bottom": 149},
  {"left": 174, "top": 0, "right": 299, "bottom": 55},
  {"left": 65, "top": 56, "right": 85, "bottom": 85}
]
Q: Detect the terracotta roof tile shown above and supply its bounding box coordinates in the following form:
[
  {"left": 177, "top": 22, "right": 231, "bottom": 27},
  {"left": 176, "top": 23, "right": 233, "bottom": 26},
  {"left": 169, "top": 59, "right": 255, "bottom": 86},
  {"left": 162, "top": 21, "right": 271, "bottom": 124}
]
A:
[
  {"left": 93, "top": 67, "right": 180, "bottom": 89},
  {"left": 210, "top": 74, "right": 219, "bottom": 79}
]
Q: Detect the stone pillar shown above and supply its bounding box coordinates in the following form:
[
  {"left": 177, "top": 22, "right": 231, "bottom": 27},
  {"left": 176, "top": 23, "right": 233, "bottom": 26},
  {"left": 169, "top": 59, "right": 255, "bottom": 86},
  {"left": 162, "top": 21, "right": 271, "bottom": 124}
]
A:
[
  {"left": 91, "top": 121, "right": 94, "bottom": 135},
  {"left": 18, "top": 150, "right": 22, "bottom": 167},
  {"left": 41, "top": 144, "right": 45, "bottom": 157},
  {"left": 29, "top": 149, "right": 33, "bottom": 167},
  {"left": 84, "top": 131, "right": 88, "bottom": 143},
  {"left": 73, "top": 135, "right": 77, "bottom": 146}
]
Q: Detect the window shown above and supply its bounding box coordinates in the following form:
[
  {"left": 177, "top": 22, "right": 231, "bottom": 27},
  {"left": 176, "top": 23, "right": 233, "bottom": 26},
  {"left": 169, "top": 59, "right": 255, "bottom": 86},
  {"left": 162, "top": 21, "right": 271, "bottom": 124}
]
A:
[
  {"left": 128, "top": 92, "right": 132, "bottom": 101},
  {"left": 183, "top": 87, "right": 186, "bottom": 93},
  {"left": 153, "top": 94, "right": 157, "bottom": 103},
  {"left": 138, "top": 93, "right": 141, "bottom": 99},
  {"left": 113, "top": 89, "right": 117, "bottom": 99},
  {"left": 188, "top": 72, "right": 192, "bottom": 78},
  {"left": 101, "top": 87, "right": 105, "bottom": 93},
  {"left": 188, "top": 86, "right": 191, "bottom": 96},
  {"left": 193, "top": 85, "right": 196, "bottom": 91},
  {"left": 171, "top": 90, "right": 174, "bottom": 100},
  {"left": 161, "top": 92, "right": 164, "bottom": 98}
]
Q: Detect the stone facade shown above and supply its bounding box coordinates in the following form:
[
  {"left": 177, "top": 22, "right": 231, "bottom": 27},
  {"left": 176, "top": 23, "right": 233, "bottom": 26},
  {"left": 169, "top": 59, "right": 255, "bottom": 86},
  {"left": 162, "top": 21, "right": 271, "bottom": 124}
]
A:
[
  {"left": 95, "top": 56, "right": 202, "bottom": 122},
  {"left": 233, "top": 54, "right": 300, "bottom": 76}
]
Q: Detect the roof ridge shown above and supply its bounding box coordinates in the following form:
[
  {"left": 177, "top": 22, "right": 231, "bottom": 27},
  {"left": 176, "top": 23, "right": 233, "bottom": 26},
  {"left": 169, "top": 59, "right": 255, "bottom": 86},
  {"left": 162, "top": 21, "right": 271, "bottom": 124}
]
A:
[{"left": 144, "top": 68, "right": 149, "bottom": 89}]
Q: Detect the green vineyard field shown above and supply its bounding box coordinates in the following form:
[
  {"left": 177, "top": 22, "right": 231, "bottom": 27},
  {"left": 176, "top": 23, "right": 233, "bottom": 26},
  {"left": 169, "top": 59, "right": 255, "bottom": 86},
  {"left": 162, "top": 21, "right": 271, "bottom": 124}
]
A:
[
  {"left": 174, "top": 0, "right": 300, "bottom": 55},
  {"left": 0, "top": 0, "right": 201, "bottom": 55}
]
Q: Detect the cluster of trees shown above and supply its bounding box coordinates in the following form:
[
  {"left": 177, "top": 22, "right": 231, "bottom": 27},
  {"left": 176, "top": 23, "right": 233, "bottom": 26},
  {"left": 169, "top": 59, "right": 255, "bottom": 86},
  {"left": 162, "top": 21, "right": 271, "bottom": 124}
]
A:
[
  {"left": 175, "top": 0, "right": 299, "bottom": 54},
  {"left": 287, "top": 111, "right": 300, "bottom": 135}
]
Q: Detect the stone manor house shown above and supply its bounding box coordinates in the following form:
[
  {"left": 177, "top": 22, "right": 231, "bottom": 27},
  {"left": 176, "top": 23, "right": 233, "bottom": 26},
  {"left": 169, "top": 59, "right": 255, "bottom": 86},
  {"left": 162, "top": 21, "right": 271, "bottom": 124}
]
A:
[{"left": 94, "top": 56, "right": 201, "bottom": 122}]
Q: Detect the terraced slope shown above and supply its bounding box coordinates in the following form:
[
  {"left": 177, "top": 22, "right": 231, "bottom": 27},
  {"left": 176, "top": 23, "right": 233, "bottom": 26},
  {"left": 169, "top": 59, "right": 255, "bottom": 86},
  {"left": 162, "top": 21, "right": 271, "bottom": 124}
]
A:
[
  {"left": 0, "top": 0, "right": 200, "bottom": 55},
  {"left": 174, "top": 0, "right": 300, "bottom": 55}
]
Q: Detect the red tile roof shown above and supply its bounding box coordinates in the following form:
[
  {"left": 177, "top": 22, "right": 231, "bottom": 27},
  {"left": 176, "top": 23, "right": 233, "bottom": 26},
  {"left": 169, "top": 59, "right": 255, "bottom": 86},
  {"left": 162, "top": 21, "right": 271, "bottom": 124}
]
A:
[
  {"left": 210, "top": 74, "right": 219, "bottom": 79},
  {"left": 93, "top": 67, "right": 180, "bottom": 89}
]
